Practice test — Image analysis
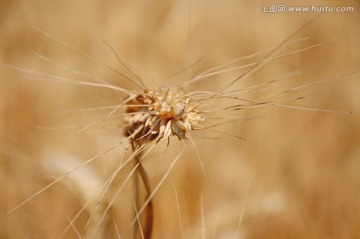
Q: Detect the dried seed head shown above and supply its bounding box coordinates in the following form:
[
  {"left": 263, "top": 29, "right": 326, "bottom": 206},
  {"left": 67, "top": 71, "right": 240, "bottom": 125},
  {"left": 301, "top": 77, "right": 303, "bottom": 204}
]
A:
[{"left": 124, "top": 88, "right": 204, "bottom": 145}]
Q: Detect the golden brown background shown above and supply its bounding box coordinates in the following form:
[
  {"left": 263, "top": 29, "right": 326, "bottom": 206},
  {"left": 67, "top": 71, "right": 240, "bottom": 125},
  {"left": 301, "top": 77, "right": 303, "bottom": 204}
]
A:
[{"left": 1, "top": 0, "right": 360, "bottom": 238}]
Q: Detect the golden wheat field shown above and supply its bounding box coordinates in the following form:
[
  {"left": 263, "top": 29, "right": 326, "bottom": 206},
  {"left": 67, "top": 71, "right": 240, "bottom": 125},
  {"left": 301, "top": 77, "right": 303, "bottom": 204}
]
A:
[{"left": 1, "top": 0, "right": 360, "bottom": 238}]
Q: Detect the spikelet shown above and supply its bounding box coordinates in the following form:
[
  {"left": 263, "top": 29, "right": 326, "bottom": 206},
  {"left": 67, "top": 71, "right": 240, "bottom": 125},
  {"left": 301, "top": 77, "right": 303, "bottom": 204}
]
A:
[{"left": 124, "top": 88, "right": 204, "bottom": 146}]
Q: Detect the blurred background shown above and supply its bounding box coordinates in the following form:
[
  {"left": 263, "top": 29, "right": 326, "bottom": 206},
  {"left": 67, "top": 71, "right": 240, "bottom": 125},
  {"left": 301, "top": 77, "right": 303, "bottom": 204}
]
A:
[{"left": 1, "top": 0, "right": 360, "bottom": 238}]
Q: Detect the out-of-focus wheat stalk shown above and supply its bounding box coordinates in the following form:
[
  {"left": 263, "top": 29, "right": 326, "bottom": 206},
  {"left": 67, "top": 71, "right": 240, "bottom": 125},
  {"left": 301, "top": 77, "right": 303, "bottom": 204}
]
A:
[{"left": 1, "top": 0, "right": 360, "bottom": 238}]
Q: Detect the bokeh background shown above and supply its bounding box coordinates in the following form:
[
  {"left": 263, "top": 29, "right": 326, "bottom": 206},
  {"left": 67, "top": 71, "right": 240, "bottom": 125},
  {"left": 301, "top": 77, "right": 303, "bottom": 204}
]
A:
[{"left": 1, "top": 0, "right": 360, "bottom": 238}]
